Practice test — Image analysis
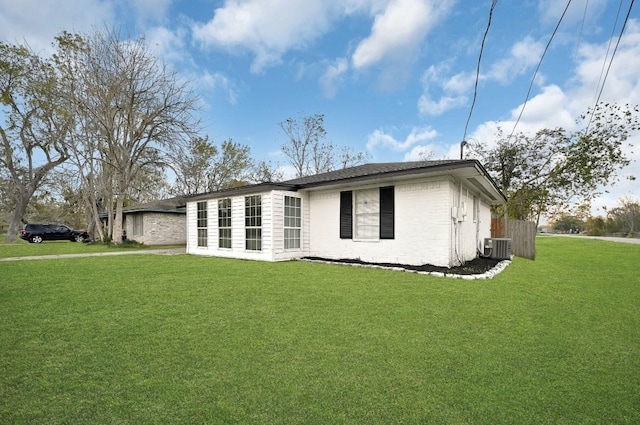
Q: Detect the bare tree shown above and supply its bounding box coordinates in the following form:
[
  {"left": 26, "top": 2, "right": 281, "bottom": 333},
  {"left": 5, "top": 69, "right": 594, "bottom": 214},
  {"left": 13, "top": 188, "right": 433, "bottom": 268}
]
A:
[
  {"left": 68, "top": 28, "right": 200, "bottom": 243},
  {"left": 280, "top": 113, "right": 330, "bottom": 177},
  {"left": 0, "top": 38, "right": 74, "bottom": 242},
  {"left": 280, "top": 113, "right": 368, "bottom": 177}
]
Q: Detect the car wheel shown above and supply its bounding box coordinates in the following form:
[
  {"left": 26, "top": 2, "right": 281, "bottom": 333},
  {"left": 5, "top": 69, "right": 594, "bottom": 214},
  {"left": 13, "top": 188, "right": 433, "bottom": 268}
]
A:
[
  {"left": 30, "top": 235, "right": 43, "bottom": 244},
  {"left": 74, "top": 234, "right": 85, "bottom": 242}
]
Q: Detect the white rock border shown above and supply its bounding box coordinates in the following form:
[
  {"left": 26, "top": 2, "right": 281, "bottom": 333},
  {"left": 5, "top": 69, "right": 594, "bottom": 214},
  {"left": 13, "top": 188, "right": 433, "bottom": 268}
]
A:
[{"left": 301, "top": 256, "right": 512, "bottom": 280}]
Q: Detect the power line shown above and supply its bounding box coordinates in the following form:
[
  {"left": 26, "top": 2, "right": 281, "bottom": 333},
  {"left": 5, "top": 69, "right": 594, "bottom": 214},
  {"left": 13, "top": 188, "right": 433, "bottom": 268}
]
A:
[
  {"left": 573, "top": 0, "right": 589, "bottom": 63},
  {"left": 591, "top": 0, "right": 624, "bottom": 111},
  {"left": 506, "top": 0, "right": 573, "bottom": 142},
  {"left": 462, "top": 0, "right": 499, "bottom": 143},
  {"left": 586, "top": 0, "right": 635, "bottom": 131}
]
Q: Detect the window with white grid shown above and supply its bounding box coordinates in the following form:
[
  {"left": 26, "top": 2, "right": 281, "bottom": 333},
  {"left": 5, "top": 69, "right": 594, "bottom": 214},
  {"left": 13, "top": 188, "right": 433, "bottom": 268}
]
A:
[
  {"left": 284, "top": 196, "right": 301, "bottom": 249},
  {"left": 218, "top": 198, "right": 232, "bottom": 249},
  {"left": 354, "top": 188, "right": 380, "bottom": 240},
  {"left": 196, "top": 201, "right": 208, "bottom": 247},
  {"left": 245, "top": 195, "right": 262, "bottom": 251}
]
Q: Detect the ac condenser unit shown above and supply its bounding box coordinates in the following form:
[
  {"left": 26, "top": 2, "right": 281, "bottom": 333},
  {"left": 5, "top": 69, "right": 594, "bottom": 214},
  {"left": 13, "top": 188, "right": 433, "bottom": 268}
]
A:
[{"left": 484, "top": 238, "right": 512, "bottom": 260}]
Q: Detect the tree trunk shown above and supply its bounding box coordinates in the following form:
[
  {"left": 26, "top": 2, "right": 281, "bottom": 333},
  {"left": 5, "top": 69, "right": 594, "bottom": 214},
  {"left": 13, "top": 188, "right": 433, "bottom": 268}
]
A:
[
  {"left": 5, "top": 190, "right": 31, "bottom": 242},
  {"left": 112, "top": 196, "right": 124, "bottom": 244}
]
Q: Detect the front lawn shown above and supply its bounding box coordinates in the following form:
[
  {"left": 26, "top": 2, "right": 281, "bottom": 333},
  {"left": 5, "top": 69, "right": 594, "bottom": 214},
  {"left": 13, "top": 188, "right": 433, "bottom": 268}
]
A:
[
  {"left": 0, "top": 239, "right": 181, "bottom": 258},
  {"left": 1, "top": 237, "right": 638, "bottom": 424}
]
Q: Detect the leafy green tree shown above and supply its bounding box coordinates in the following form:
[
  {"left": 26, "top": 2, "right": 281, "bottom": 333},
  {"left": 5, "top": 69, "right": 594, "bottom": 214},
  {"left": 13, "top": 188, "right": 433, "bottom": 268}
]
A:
[
  {"left": 606, "top": 196, "right": 640, "bottom": 235},
  {"left": 585, "top": 216, "right": 606, "bottom": 236},
  {"left": 553, "top": 216, "right": 585, "bottom": 233},
  {"left": 171, "top": 137, "right": 257, "bottom": 195},
  {"left": 470, "top": 103, "right": 639, "bottom": 224},
  {"left": 0, "top": 37, "right": 76, "bottom": 241}
]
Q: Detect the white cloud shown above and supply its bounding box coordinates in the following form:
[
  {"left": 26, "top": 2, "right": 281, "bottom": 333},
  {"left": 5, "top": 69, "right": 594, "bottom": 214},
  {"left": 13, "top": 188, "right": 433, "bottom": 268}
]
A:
[
  {"left": 191, "top": 0, "right": 454, "bottom": 76},
  {"left": 416, "top": 35, "right": 545, "bottom": 117},
  {"left": 129, "top": 0, "right": 173, "bottom": 24},
  {"left": 320, "top": 58, "right": 349, "bottom": 98},
  {"left": 537, "top": 0, "right": 607, "bottom": 27},
  {"left": 366, "top": 126, "right": 438, "bottom": 152},
  {"left": 403, "top": 144, "right": 439, "bottom": 161},
  {"left": 418, "top": 94, "right": 467, "bottom": 116},
  {"left": 0, "top": 0, "right": 114, "bottom": 53},
  {"left": 192, "top": 0, "right": 337, "bottom": 73},
  {"left": 486, "top": 36, "right": 545, "bottom": 84},
  {"left": 418, "top": 63, "right": 468, "bottom": 116},
  {"left": 465, "top": 20, "right": 640, "bottom": 214},
  {"left": 146, "top": 26, "right": 190, "bottom": 65},
  {"left": 443, "top": 71, "right": 476, "bottom": 94},
  {"left": 351, "top": 0, "right": 454, "bottom": 69},
  {"left": 573, "top": 20, "right": 640, "bottom": 104},
  {"left": 508, "top": 85, "right": 576, "bottom": 131},
  {"left": 199, "top": 71, "right": 240, "bottom": 105}
]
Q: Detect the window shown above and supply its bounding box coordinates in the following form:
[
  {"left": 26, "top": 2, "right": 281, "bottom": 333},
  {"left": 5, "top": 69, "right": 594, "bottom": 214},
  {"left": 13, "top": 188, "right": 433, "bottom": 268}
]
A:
[
  {"left": 284, "top": 196, "right": 301, "bottom": 249},
  {"left": 354, "top": 188, "right": 380, "bottom": 239},
  {"left": 245, "top": 195, "right": 262, "bottom": 251},
  {"left": 132, "top": 214, "right": 144, "bottom": 236},
  {"left": 197, "top": 201, "right": 208, "bottom": 247},
  {"left": 340, "top": 186, "right": 394, "bottom": 240},
  {"left": 218, "top": 198, "right": 232, "bottom": 249}
]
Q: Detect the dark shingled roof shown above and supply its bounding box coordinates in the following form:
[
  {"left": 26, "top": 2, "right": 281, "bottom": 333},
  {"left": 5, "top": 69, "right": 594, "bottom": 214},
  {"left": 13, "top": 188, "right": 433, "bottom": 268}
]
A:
[
  {"left": 282, "top": 159, "right": 473, "bottom": 186},
  {"left": 121, "top": 196, "right": 186, "bottom": 214},
  {"left": 184, "top": 159, "right": 506, "bottom": 203}
]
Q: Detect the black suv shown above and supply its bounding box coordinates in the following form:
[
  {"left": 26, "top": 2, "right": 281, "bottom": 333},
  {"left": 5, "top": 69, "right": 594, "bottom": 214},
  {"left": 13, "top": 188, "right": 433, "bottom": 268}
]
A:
[{"left": 21, "top": 224, "right": 90, "bottom": 244}]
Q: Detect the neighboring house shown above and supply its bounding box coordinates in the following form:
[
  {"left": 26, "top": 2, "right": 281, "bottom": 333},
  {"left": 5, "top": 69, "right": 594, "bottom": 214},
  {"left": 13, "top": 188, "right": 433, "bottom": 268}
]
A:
[
  {"left": 185, "top": 160, "right": 506, "bottom": 268},
  {"left": 100, "top": 197, "right": 186, "bottom": 245}
]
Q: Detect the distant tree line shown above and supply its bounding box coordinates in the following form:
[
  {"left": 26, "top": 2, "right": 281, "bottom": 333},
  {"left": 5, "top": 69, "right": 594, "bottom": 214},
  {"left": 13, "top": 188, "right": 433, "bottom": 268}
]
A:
[{"left": 550, "top": 196, "right": 640, "bottom": 236}]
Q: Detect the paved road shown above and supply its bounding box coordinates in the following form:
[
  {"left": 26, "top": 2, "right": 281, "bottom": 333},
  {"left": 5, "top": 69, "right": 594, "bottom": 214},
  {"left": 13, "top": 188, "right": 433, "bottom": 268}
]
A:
[
  {"left": 0, "top": 248, "right": 185, "bottom": 262},
  {"left": 547, "top": 234, "right": 640, "bottom": 245}
]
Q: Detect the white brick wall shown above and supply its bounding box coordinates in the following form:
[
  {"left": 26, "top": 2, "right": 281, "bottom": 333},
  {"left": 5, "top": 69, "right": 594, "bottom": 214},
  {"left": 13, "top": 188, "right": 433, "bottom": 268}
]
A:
[
  {"left": 308, "top": 178, "right": 456, "bottom": 267},
  {"left": 186, "top": 177, "right": 495, "bottom": 267}
]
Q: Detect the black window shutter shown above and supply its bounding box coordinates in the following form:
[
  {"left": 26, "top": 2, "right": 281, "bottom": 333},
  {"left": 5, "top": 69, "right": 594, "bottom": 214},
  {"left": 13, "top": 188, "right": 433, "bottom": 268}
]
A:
[
  {"left": 379, "top": 186, "right": 394, "bottom": 239},
  {"left": 339, "top": 191, "right": 353, "bottom": 239}
]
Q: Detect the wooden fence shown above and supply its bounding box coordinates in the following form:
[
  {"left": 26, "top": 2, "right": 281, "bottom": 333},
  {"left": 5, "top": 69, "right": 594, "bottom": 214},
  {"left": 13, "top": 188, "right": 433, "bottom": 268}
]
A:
[{"left": 491, "top": 217, "right": 537, "bottom": 260}]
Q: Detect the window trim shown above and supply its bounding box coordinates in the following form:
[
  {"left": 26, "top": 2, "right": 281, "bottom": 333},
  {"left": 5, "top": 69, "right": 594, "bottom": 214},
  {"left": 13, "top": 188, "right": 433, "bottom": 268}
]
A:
[
  {"left": 284, "top": 195, "right": 301, "bottom": 250},
  {"left": 245, "top": 195, "right": 262, "bottom": 251},
  {"left": 132, "top": 213, "right": 144, "bottom": 237},
  {"left": 340, "top": 186, "right": 395, "bottom": 241},
  {"left": 218, "top": 198, "right": 232, "bottom": 249},
  {"left": 196, "top": 201, "right": 208, "bottom": 248},
  {"left": 354, "top": 188, "right": 380, "bottom": 241}
]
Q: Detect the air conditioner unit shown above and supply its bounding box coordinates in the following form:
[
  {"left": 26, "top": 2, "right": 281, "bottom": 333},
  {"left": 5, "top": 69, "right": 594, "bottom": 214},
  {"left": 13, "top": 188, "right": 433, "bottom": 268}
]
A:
[{"left": 484, "top": 238, "right": 511, "bottom": 260}]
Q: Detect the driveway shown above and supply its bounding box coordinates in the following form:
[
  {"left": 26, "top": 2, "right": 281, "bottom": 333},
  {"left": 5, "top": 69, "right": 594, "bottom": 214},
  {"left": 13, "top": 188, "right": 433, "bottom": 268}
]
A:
[{"left": 0, "top": 248, "right": 185, "bottom": 262}]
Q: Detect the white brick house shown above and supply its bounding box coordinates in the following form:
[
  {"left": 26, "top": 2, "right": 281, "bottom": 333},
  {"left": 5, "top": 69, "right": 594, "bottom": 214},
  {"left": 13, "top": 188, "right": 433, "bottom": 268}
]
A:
[{"left": 185, "top": 160, "right": 506, "bottom": 268}]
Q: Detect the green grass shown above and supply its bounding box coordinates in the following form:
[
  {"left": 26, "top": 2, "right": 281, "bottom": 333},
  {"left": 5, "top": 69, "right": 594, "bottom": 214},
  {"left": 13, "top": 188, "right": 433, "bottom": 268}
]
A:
[
  {"left": 1, "top": 237, "right": 639, "bottom": 424},
  {"left": 0, "top": 239, "right": 182, "bottom": 258}
]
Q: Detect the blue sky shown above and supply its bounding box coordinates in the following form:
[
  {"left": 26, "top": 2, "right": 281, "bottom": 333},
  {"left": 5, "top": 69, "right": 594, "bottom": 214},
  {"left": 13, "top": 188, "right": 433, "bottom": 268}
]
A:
[{"left": 1, "top": 0, "right": 638, "bottom": 214}]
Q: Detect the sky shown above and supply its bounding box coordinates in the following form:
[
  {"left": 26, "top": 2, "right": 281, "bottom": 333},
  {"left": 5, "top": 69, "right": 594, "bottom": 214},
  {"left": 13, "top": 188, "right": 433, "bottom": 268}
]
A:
[{"left": 1, "top": 0, "right": 639, "bottom": 216}]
